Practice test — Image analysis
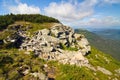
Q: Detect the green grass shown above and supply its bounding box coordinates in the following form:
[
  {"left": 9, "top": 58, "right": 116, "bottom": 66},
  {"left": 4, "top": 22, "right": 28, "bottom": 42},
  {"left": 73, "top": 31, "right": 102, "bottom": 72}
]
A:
[
  {"left": 0, "top": 49, "right": 46, "bottom": 79},
  {"left": 0, "top": 47, "right": 120, "bottom": 80},
  {"left": 75, "top": 29, "right": 120, "bottom": 61},
  {"left": 87, "top": 46, "right": 120, "bottom": 74},
  {"left": 28, "top": 22, "right": 54, "bottom": 35},
  {"left": 60, "top": 43, "right": 78, "bottom": 51},
  {"left": 55, "top": 64, "right": 95, "bottom": 80},
  {"left": 8, "top": 21, "right": 55, "bottom": 36},
  {"left": 0, "top": 21, "right": 55, "bottom": 40},
  {"left": 0, "top": 30, "right": 14, "bottom": 40}
]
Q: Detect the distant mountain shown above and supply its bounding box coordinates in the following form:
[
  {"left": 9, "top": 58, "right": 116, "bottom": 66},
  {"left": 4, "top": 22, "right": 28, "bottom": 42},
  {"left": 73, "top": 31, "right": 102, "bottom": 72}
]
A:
[
  {"left": 75, "top": 29, "right": 120, "bottom": 61},
  {"left": 91, "top": 29, "right": 120, "bottom": 40}
]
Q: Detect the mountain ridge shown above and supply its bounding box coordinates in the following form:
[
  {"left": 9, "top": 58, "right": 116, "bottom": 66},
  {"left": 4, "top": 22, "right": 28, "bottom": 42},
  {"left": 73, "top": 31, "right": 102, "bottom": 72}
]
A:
[
  {"left": 92, "top": 29, "right": 120, "bottom": 40},
  {"left": 0, "top": 14, "right": 120, "bottom": 80}
]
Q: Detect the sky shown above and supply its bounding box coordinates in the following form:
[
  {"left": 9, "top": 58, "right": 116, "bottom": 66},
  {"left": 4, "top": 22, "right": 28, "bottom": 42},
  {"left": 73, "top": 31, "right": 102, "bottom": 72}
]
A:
[{"left": 0, "top": 0, "right": 120, "bottom": 29}]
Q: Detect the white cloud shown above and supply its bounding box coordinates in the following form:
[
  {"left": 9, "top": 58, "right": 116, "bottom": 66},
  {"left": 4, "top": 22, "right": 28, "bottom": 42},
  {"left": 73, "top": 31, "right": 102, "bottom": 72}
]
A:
[
  {"left": 2, "top": 0, "right": 120, "bottom": 28},
  {"left": 5, "top": 0, "right": 40, "bottom": 14},
  {"left": 44, "top": 0, "right": 98, "bottom": 22},
  {"left": 44, "top": 0, "right": 120, "bottom": 28},
  {"left": 9, "top": 3, "right": 40, "bottom": 14},
  {"left": 102, "top": 0, "right": 120, "bottom": 4},
  {"left": 75, "top": 16, "right": 120, "bottom": 28}
]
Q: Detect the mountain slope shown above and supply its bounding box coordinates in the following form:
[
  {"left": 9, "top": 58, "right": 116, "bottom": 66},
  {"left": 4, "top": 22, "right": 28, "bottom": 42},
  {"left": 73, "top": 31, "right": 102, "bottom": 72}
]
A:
[
  {"left": 0, "top": 14, "right": 120, "bottom": 80},
  {"left": 92, "top": 29, "right": 120, "bottom": 40},
  {"left": 0, "top": 47, "right": 120, "bottom": 80},
  {"left": 75, "top": 29, "right": 120, "bottom": 61}
]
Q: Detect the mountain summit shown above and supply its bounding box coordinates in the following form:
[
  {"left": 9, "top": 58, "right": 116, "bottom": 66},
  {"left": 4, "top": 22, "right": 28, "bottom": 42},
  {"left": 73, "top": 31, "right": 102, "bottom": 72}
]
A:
[{"left": 0, "top": 14, "right": 120, "bottom": 80}]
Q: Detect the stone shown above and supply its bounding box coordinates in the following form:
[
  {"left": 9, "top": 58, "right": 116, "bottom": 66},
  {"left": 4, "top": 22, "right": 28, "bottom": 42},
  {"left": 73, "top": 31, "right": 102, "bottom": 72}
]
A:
[
  {"left": 19, "top": 23, "right": 91, "bottom": 67},
  {"left": 38, "top": 73, "right": 47, "bottom": 80},
  {"left": 71, "top": 52, "right": 85, "bottom": 61},
  {"left": 23, "top": 69, "right": 29, "bottom": 75},
  {"left": 44, "top": 64, "right": 48, "bottom": 68},
  {"left": 115, "top": 68, "right": 120, "bottom": 74},
  {"left": 97, "top": 66, "right": 112, "bottom": 75},
  {"left": 40, "top": 29, "right": 50, "bottom": 35},
  {"left": 24, "top": 51, "right": 30, "bottom": 54},
  {"left": 74, "top": 33, "right": 81, "bottom": 39}
]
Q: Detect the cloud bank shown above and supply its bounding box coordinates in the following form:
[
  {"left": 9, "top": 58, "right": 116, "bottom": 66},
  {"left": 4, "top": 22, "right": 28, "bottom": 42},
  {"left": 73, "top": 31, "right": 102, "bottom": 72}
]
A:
[
  {"left": 4, "top": 0, "right": 40, "bottom": 14},
  {"left": 44, "top": 0, "right": 97, "bottom": 22},
  {"left": 70, "top": 16, "right": 120, "bottom": 29},
  {"left": 44, "top": 0, "right": 120, "bottom": 28}
]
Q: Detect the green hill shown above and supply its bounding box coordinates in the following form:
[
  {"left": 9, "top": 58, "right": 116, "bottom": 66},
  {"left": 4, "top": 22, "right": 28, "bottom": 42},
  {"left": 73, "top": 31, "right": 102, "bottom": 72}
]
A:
[
  {"left": 92, "top": 29, "right": 120, "bottom": 40},
  {"left": 0, "top": 14, "right": 59, "bottom": 49},
  {"left": 0, "top": 14, "right": 59, "bottom": 30},
  {"left": 75, "top": 29, "right": 120, "bottom": 61}
]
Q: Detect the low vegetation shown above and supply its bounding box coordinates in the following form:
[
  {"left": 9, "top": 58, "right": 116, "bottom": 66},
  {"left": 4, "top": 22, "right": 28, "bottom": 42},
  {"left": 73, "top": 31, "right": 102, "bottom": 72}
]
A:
[
  {"left": 0, "top": 49, "right": 46, "bottom": 79},
  {"left": 0, "top": 14, "right": 59, "bottom": 30},
  {"left": 87, "top": 46, "right": 120, "bottom": 79},
  {"left": 60, "top": 43, "right": 78, "bottom": 51},
  {"left": 75, "top": 29, "right": 120, "bottom": 61},
  {"left": 0, "top": 47, "right": 120, "bottom": 80}
]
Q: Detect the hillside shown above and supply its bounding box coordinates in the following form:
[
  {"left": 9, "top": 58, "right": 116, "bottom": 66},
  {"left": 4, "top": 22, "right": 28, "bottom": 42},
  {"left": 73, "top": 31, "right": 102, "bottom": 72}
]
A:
[
  {"left": 0, "top": 14, "right": 120, "bottom": 80},
  {"left": 75, "top": 29, "right": 120, "bottom": 61},
  {"left": 0, "top": 47, "right": 120, "bottom": 80},
  {"left": 0, "top": 14, "right": 59, "bottom": 30},
  {"left": 92, "top": 29, "right": 120, "bottom": 40}
]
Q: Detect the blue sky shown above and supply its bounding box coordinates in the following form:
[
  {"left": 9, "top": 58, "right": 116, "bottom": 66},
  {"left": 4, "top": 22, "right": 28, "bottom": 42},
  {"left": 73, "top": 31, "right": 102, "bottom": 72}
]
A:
[{"left": 0, "top": 0, "right": 120, "bottom": 29}]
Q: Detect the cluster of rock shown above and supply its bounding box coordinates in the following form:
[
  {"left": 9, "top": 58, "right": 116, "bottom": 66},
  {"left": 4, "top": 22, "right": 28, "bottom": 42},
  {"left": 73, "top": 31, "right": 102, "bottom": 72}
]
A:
[
  {"left": 20, "top": 23, "right": 91, "bottom": 66},
  {"left": 18, "top": 64, "right": 55, "bottom": 80},
  {"left": 2, "top": 23, "right": 119, "bottom": 78},
  {"left": 0, "top": 24, "right": 30, "bottom": 48}
]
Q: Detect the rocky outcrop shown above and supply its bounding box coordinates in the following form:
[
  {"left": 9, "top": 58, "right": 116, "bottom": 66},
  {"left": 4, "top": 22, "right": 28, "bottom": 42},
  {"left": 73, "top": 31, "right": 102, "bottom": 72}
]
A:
[
  {"left": 1, "top": 24, "right": 29, "bottom": 48},
  {"left": 4, "top": 32, "right": 25, "bottom": 48},
  {"left": 20, "top": 23, "right": 91, "bottom": 66},
  {"left": 57, "top": 51, "right": 89, "bottom": 66}
]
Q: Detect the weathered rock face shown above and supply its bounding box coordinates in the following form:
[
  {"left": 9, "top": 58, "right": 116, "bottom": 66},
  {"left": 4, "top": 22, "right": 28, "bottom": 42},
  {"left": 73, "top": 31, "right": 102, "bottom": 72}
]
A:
[{"left": 20, "top": 23, "right": 91, "bottom": 66}]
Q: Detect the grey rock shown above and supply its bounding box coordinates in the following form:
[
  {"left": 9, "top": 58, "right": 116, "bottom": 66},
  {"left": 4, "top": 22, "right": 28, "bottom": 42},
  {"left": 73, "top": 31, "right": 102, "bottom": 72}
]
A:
[
  {"left": 20, "top": 23, "right": 91, "bottom": 67},
  {"left": 97, "top": 66, "right": 112, "bottom": 75},
  {"left": 31, "top": 72, "right": 48, "bottom": 80},
  {"left": 23, "top": 69, "right": 29, "bottom": 75},
  {"left": 115, "top": 68, "right": 120, "bottom": 75}
]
